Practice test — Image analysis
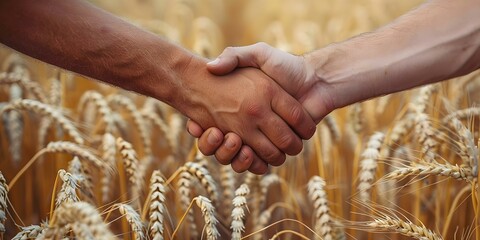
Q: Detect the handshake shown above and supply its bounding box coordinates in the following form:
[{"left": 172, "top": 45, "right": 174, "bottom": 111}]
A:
[{"left": 185, "top": 42, "right": 335, "bottom": 175}]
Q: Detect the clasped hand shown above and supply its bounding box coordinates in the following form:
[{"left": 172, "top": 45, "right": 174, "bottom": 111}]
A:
[{"left": 187, "top": 43, "right": 336, "bottom": 174}]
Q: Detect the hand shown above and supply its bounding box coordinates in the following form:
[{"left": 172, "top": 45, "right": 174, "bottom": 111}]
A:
[
  {"left": 180, "top": 57, "right": 316, "bottom": 174},
  {"left": 187, "top": 43, "right": 336, "bottom": 172}
]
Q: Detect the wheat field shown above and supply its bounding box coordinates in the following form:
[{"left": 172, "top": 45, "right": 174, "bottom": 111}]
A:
[{"left": 1, "top": 0, "right": 480, "bottom": 239}]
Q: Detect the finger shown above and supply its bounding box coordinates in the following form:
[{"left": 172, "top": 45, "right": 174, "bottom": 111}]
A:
[
  {"left": 186, "top": 119, "right": 205, "bottom": 138},
  {"left": 244, "top": 131, "right": 286, "bottom": 166},
  {"left": 271, "top": 91, "right": 316, "bottom": 140},
  {"left": 247, "top": 155, "right": 269, "bottom": 175},
  {"left": 197, "top": 128, "right": 224, "bottom": 156},
  {"left": 258, "top": 114, "right": 303, "bottom": 157},
  {"left": 214, "top": 132, "right": 242, "bottom": 165},
  {"left": 231, "top": 146, "right": 255, "bottom": 173},
  {"left": 206, "top": 42, "right": 272, "bottom": 75}
]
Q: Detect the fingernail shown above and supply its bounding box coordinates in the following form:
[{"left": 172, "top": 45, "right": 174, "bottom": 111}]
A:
[
  {"left": 207, "top": 58, "right": 220, "bottom": 66},
  {"left": 240, "top": 150, "right": 249, "bottom": 162},
  {"left": 207, "top": 131, "right": 220, "bottom": 145},
  {"left": 224, "top": 137, "right": 236, "bottom": 149}
]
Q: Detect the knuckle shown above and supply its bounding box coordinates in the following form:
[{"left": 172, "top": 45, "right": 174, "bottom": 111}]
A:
[
  {"left": 270, "top": 155, "right": 286, "bottom": 167},
  {"left": 289, "top": 105, "right": 305, "bottom": 127},
  {"left": 223, "top": 46, "right": 236, "bottom": 55},
  {"left": 276, "top": 133, "right": 298, "bottom": 152},
  {"left": 244, "top": 102, "right": 264, "bottom": 118},
  {"left": 258, "top": 147, "right": 282, "bottom": 164},
  {"left": 256, "top": 42, "right": 270, "bottom": 49}
]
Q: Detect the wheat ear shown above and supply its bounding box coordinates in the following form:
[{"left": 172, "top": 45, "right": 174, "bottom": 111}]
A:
[
  {"left": 386, "top": 161, "right": 474, "bottom": 182},
  {"left": 368, "top": 216, "right": 443, "bottom": 240},
  {"left": 0, "top": 71, "right": 48, "bottom": 103},
  {"left": 0, "top": 171, "right": 8, "bottom": 235},
  {"left": 12, "top": 225, "right": 46, "bottom": 240},
  {"left": 117, "top": 137, "right": 144, "bottom": 207},
  {"left": 447, "top": 117, "right": 478, "bottom": 176},
  {"left": 55, "top": 169, "right": 80, "bottom": 208},
  {"left": 442, "top": 106, "right": 480, "bottom": 124},
  {"left": 231, "top": 184, "right": 250, "bottom": 240},
  {"left": 108, "top": 94, "right": 152, "bottom": 157},
  {"left": 195, "top": 196, "right": 220, "bottom": 240},
  {"left": 323, "top": 114, "right": 341, "bottom": 142},
  {"left": 308, "top": 176, "right": 332, "bottom": 240},
  {"left": 183, "top": 162, "right": 219, "bottom": 205},
  {"left": 67, "top": 157, "right": 95, "bottom": 204},
  {"left": 77, "top": 90, "right": 116, "bottom": 133},
  {"left": 117, "top": 203, "right": 146, "bottom": 240},
  {"left": 1, "top": 99, "right": 84, "bottom": 145},
  {"left": 358, "top": 132, "right": 384, "bottom": 202},
  {"left": 148, "top": 170, "right": 167, "bottom": 240},
  {"left": 101, "top": 133, "right": 117, "bottom": 203},
  {"left": 177, "top": 169, "right": 198, "bottom": 238},
  {"left": 46, "top": 202, "right": 115, "bottom": 239},
  {"left": 411, "top": 85, "right": 438, "bottom": 162},
  {"left": 220, "top": 165, "right": 235, "bottom": 222}
]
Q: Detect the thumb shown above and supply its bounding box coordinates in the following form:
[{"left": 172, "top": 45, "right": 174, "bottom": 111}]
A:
[
  {"left": 207, "top": 43, "right": 271, "bottom": 75},
  {"left": 186, "top": 119, "right": 205, "bottom": 138}
]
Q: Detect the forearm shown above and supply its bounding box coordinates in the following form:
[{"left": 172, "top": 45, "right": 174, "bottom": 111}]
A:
[
  {"left": 307, "top": 0, "right": 480, "bottom": 109},
  {"left": 0, "top": 0, "right": 198, "bottom": 110}
]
